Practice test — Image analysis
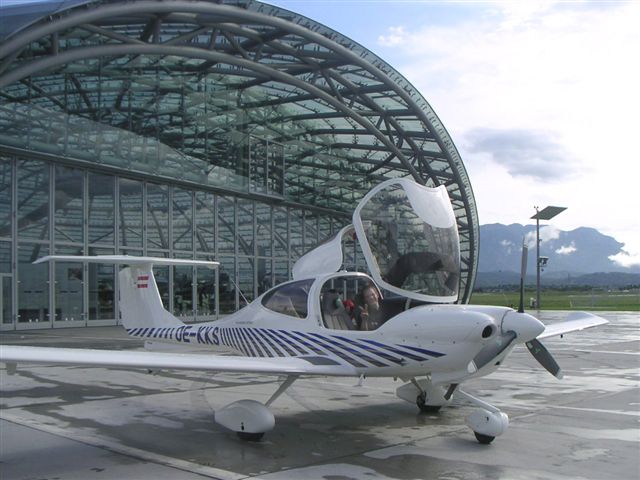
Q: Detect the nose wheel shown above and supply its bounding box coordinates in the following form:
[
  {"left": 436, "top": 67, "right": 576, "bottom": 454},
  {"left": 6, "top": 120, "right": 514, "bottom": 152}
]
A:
[
  {"left": 237, "top": 431, "right": 265, "bottom": 442},
  {"left": 456, "top": 389, "right": 509, "bottom": 444},
  {"left": 474, "top": 432, "right": 495, "bottom": 445}
]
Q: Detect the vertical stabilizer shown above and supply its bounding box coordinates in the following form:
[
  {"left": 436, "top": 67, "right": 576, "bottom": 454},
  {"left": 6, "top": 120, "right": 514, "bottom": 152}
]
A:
[{"left": 118, "top": 265, "right": 183, "bottom": 329}]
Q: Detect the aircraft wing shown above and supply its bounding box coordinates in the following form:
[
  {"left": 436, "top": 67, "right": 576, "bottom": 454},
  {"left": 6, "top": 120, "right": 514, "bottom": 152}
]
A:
[
  {"left": 0, "top": 346, "right": 357, "bottom": 377},
  {"left": 537, "top": 312, "right": 608, "bottom": 340}
]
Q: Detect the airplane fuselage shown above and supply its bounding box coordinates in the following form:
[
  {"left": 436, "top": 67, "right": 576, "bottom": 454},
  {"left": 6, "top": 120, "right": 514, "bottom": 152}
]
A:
[{"left": 128, "top": 281, "right": 516, "bottom": 382}]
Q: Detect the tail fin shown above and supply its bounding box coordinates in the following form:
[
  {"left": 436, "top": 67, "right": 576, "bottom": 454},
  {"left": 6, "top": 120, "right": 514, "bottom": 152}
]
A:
[
  {"left": 118, "top": 264, "right": 181, "bottom": 329},
  {"left": 33, "top": 255, "right": 218, "bottom": 330}
]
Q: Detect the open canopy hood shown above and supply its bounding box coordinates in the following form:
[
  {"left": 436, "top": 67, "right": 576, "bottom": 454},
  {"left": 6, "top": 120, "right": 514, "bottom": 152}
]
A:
[{"left": 292, "top": 178, "right": 461, "bottom": 303}]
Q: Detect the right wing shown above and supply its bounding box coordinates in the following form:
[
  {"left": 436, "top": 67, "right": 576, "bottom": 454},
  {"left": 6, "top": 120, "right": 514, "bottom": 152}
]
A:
[
  {"left": 538, "top": 312, "right": 608, "bottom": 340},
  {"left": 0, "top": 345, "right": 357, "bottom": 377}
]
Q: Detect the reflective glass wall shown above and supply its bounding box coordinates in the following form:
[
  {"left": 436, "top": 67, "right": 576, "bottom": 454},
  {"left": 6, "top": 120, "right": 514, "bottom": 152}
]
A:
[{"left": 0, "top": 154, "right": 342, "bottom": 330}]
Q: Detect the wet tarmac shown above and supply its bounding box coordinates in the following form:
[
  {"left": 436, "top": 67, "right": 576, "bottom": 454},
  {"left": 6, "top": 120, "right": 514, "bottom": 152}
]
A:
[{"left": 1, "top": 311, "right": 639, "bottom": 479}]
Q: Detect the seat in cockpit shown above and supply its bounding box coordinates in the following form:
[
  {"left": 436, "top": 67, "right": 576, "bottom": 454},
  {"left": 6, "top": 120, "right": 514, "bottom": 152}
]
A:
[{"left": 321, "top": 290, "right": 354, "bottom": 330}]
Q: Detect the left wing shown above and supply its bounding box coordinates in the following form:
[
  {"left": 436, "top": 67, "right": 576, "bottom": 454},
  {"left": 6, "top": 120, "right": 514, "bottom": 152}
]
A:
[
  {"left": 0, "top": 345, "right": 357, "bottom": 377},
  {"left": 538, "top": 312, "right": 608, "bottom": 340}
]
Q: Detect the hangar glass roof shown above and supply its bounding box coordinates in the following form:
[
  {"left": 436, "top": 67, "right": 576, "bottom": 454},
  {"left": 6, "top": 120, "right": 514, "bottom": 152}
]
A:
[{"left": 0, "top": 0, "right": 478, "bottom": 302}]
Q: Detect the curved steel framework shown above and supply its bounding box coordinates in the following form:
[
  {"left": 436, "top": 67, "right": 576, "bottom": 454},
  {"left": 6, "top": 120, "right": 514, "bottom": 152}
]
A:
[{"left": 0, "top": 0, "right": 478, "bottom": 301}]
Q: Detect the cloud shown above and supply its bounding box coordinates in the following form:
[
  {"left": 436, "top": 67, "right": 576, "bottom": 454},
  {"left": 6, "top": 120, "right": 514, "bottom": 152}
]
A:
[
  {"left": 500, "top": 239, "right": 515, "bottom": 254},
  {"left": 524, "top": 225, "right": 560, "bottom": 249},
  {"left": 555, "top": 242, "right": 576, "bottom": 255},
  {"left": 464, "top": 128, "right": 580, "bottom": 181},
  {"left": 609, "top": 250, "right": 640, "bottom": 269},
  {"left": 375, "top": 1, "right": 640, "bottom": 256},
  {"left": 377, "top": 26, "right": 407, "bottom": 47}
]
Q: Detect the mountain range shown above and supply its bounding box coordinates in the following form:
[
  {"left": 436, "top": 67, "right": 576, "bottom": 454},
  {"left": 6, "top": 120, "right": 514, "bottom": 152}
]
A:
[{"left": 476, "top": 224, "right": 640, "bottom": 288}]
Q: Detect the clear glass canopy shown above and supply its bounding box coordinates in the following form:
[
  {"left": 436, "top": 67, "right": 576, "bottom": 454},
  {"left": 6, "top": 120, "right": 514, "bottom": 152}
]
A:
[
  {"left": 292, "top": 179, "right": 460, "bottom": 302},
  {"left": 354, "top": 179, "right": 460, "bottom": 302}
]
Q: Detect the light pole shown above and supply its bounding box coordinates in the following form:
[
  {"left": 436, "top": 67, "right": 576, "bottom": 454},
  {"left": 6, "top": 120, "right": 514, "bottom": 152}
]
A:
[{"left": 531, "top": 206, "right": 566, "bottom": 310}]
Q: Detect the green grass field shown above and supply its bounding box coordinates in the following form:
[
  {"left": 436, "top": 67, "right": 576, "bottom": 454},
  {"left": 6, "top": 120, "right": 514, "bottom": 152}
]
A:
[{"left": 470, "top": 289, "right": 640, "bottom": 311}]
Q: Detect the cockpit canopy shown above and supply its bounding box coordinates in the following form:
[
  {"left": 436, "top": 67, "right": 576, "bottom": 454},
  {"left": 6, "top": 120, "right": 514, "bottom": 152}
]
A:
[
  {"left": 353, "top": 179, "right": 460, "bottom": 302},
  {"left": 292, "top": 178, "right": 460, "bottom": 303}
]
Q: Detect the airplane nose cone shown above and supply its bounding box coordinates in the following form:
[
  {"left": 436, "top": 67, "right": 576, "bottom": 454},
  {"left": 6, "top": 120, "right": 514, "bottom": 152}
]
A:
[{"left": 502, "top": 311, "right": 545, "bottom": 343}]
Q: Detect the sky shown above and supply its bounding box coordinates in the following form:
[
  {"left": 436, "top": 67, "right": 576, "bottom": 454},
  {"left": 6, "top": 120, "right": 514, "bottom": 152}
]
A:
[{"left": 266, "top": 0, "right": 640, "bottom": 268}]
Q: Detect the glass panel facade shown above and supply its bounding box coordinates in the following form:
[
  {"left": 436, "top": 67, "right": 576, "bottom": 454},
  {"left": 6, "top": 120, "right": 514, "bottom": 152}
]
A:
[
  {"left": 196, "top": 265, "right": 216, "bottom": 319},
  {"left": 17, "top": 160, "right": 49, "bottom": 240},
  {"left": 0, "top": 152, "right": 349, "bottom": 329},
  {"left": 273, "top": 207, "right": 288, "bottom": 258},
  {"left": 0, "top": 241, "right": 11, "bottom": 325},
  {"left": 54, "top": 166, "right": 84, "bottom": 244},
  {"left": 153, "top": 264, "right": 170, "bottom": 310},
  {"left": 173, "top": 264, "right": 193, "bottom": 320},
  {"left": 89, "top": 173, "right": 115, "bottom": 245},
  {"left": 218, "top": 255, "right": 236, "bottom": 314},
  {"left": 0, "top": 0, "right": 481, "bottom": 328},
  {"left": 217, "top": 196, "right": 235, "bottom": 255},
  {"left": 173, "top": 188, "right": 193, "bottom": 252},
  {"left": 290, "top": 210, "right": 303, "bottom": 259},
  {"left": 88, "top": 247, "right": 115, "bottom": 321},
  {"left": 147, "top": 183, "right": 169, "bottom": 250},
  {"left": 257, "top": 257, "right": 272, "bottom": 295},
  {"left": 54, "top": 247, "right": 84, "bottom": 323},
  {"left": 195, "top": 191, "right": 215, "bottom": 255},
  {"left": 304, "top": 212, "right": 319, "bottom": 251},
  {"left": 1, "top": 273, "right": 11, "bottom": 326},
  {"left": 18, "top": 243, "right": 49, "bottom": 323},
  {"left": 119, "top": 178, "right": 143, "bottom": 248},
  {"left": 0, "top": 158, "right": 11, "bottom": 237},
  {"left": 256, "top": 204, "right": 272, "bottom": 258},
  {"left": 238, "top": 256, "right": 255, "bottom": 304},
  {"left": 237, "top": 199, "right": 254, "bottom": 257}
]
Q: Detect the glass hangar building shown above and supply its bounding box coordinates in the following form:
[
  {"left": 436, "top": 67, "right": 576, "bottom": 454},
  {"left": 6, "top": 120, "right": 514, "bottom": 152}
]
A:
[{"left": 0, "top": 0, "right": 478, "bottom": 330}]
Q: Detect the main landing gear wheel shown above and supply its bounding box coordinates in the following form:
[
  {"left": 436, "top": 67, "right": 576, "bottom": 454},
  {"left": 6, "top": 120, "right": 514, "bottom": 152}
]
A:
[
  {"left": 237, "top": 431, "right": 265, "bottom": 442},
  {"left": 416, "top": 392, "right": 442, "bottom": 413},
  {"left": 474, "top": 432, "right": 495, "bottom": 444}
]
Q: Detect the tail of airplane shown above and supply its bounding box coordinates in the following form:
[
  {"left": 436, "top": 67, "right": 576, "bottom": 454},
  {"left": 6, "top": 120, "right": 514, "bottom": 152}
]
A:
[
  {"left": 33, "top": 255, "right": 218, "bottom": 330},
  {"left": 118, "top": 264, "right": 182, "bottom": 328}
]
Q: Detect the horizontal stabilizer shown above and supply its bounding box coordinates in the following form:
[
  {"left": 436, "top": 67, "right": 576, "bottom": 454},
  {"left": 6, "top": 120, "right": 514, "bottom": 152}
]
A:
[
  {"left": 0, "top": 346, "right": 357, "bottom": 377},
  {"left": 33, "top": 255, "right": 218, "bottom": 268},
  {"left": 538, "top": 312, "right": 608, "bottom": 340}
]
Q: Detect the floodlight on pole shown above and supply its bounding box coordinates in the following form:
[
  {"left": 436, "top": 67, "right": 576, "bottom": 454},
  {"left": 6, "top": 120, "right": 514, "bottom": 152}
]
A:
[{"left": 531, "top": 206, "right": 567, "bottom": 310}]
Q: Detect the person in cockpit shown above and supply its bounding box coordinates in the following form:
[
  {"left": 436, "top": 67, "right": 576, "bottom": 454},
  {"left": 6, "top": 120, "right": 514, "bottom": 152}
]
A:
[{"left": 354, "top": 283, "right": 383, "bottom": 331}]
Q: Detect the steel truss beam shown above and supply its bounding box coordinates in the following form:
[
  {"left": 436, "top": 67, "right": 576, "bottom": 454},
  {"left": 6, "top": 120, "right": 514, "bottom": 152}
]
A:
[{"left": 0, "top": 0, "right": 477, "bottom": 302}]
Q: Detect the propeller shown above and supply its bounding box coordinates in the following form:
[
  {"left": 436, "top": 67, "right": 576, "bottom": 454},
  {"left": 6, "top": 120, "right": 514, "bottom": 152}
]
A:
[
  {"left": 526, "top": 338, "right": 563, "bottom": 379},
  {"left": 473, "top": 241, "right": 563, "bottom": 379},
  {"left": 517, "top": 241, "right": 563, "bottom": 379}
]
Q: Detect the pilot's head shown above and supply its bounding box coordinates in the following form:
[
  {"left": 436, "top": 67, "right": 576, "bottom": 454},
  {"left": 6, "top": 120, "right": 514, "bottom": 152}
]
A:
[{"left": 361, "top": 284, "right": 380, "bottom": 311}]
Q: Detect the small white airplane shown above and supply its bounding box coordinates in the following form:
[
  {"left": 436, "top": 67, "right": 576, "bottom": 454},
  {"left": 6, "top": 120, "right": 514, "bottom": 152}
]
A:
[{"left": 0, "top": 178, "right": 607, "bottom": 444}]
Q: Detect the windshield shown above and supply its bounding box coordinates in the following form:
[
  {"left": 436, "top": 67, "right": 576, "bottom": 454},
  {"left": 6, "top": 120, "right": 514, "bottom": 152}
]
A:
[{"left": 353, "top": 179, "right": 460, "bottom": 302}]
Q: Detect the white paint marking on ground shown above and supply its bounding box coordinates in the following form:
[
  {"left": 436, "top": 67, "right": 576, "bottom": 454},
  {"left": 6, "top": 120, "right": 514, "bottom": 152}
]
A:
[
  {"left": 548, "top": 405, "right": 640, "bottom": 417},
  {"left": 575, "top": 349, "right": 640, "bottom": 356},
  {"left": 0, "top": 411, "right": 245, "bottom": 480}
]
